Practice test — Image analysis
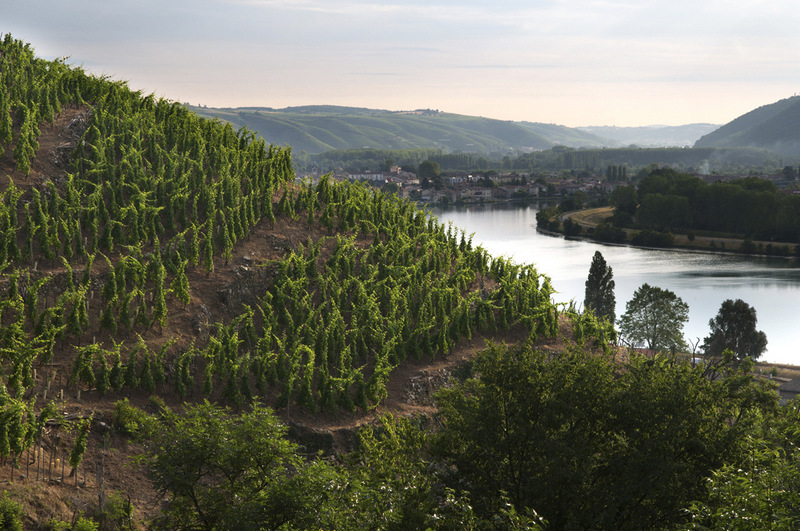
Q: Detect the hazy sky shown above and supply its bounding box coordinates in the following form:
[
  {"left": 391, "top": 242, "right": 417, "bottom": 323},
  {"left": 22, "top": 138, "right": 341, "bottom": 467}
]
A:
[{"left": 4, "top": 1, "right": 799, "bottom": 127}]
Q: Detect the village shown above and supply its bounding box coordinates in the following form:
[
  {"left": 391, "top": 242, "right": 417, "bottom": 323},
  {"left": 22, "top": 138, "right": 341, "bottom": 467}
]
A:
[
  {"left": 298, "top": 165, "right": 618, "bottom": 204},
  {"left": 298, "top": 164, "right": 800, "bottom": 205}
]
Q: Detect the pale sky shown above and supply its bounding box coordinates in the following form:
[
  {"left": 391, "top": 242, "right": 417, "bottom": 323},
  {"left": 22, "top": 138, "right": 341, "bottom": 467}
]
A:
[{"left": 4, "top": 0, "right": 800, "bottom": 127}]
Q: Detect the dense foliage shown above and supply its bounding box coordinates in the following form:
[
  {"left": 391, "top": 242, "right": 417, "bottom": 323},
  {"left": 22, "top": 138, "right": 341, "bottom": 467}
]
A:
[
  {"left": 434, "top": 343, "right": 773, "bottom": 529},
  {"left": 631, "top": 169, "right": 800, "bottom": 243},
  {"left": 702, "top": 298, "right": 768, "bottom": 361},
  {"left": 0, "top": 35, "right": 565, "bottom": 524},
  {"left": 618, "top": 283, "right": 689, "bottom": 352},
  {"left": 137, "top": 340, "right": 781, "bottom": 530}
]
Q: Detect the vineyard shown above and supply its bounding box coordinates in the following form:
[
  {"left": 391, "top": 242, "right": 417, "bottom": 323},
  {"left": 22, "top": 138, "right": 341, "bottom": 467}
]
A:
[{"left": 0, "top": 35, "right": 621, "bottom": 524}]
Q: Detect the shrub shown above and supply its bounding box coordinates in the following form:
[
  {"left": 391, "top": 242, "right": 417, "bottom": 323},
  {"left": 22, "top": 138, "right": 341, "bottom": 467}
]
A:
[
  {"left": 631, "top": 230, "right": 674, "bottom": 248},
  {"left": 112, "top": 399, "right": 149, "bottom": 438},
  {"left": 96, "top": 491, "right": 134, "bottom": 530},
  {"left": 0, "top": 492, "right": 23, "bottom": 531}
]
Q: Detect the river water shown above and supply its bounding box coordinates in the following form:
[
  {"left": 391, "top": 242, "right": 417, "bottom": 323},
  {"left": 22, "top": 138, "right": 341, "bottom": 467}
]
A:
[{"left": 433, "top": 203, "right": 800, "bottom": 366}]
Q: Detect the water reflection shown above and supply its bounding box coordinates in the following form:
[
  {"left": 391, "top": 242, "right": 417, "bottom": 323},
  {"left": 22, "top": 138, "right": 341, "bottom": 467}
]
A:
[{"left": 434, "top": 203, "right": 800, "bottom": 366}]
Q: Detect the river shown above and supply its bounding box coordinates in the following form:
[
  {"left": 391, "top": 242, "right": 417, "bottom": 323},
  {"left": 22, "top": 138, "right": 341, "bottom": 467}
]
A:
[{"left": 433, "top": 203, "right": 800, "bottom": 366}]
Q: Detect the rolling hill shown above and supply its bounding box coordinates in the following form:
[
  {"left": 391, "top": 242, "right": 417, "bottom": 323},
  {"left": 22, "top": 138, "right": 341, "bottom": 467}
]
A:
[
  {"left": 188, "top": 105, "right": 611, "bottom": 153},
  {"left": 694, "top": 95, "right": 800, "bottom": 155}
]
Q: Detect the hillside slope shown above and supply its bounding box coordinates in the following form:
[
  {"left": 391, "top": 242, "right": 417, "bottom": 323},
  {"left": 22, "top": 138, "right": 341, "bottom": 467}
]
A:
[
  {"left": 694, "top": 95, "right": 800, "bottom": 155},
  {"left": 0, "top": 35, "right": 580, "bottom": 527},
  {"left": 188, "top": 105, "right": 609, "bottom": 153}
]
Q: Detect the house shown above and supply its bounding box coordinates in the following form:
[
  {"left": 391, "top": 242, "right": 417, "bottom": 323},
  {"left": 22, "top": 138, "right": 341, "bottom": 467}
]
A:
[
  {"left": 347, "top": 172, "right": 386, "bottom": 182},
  {"left": 421, "top": 189, "right": 457, "bottom": 203},
  {"left": 460, "top": 188, "right": 494, "bottom": 201}
]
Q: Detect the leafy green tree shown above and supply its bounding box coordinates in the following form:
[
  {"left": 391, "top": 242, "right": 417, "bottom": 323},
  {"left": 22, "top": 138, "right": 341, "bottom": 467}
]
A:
[
  {"left": 610, "top": 184, "right": 637, "bottom": 225},
  {"left": 143, "top": 402, "right": 332, "bottom": 530},
  {"left": 702, "top": 298, "right": 767, "bottom": 361},
  {"left": 584, "top": 250, "right": 615, "bottom": 323},
  {"left": 618, "top": 283, "right": 688, "bottom": 352},
  {"left": 435, "top": 342, "right": 766, "bottom": 529},
  {"left": 682, "top": 399, "right": 800, "bottom": 530}
]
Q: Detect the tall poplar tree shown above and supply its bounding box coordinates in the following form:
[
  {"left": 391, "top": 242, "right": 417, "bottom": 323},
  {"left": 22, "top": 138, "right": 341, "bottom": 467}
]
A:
[{"left": 584, "top": 251, "right": 616, "bottom": 323}]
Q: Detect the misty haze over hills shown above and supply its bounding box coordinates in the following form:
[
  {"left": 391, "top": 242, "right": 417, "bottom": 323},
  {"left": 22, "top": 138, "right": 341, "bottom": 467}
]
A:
[{"left": 579, "top": 124, "right": 720, "bottom": 148}]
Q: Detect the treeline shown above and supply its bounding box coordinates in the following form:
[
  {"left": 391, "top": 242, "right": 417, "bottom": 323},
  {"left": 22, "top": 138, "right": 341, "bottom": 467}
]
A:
[
  {"left": 517, "top": 146, "right": 782, "bottom": 171},
  {"left": 625, "top": 169, "right": 800, "bottom": 242},
  {"left": 299, "top": 147, "right": 481, "bottom": 173},
  {"left": 295, "top": 144, "right": 786, "bottom": 177}
]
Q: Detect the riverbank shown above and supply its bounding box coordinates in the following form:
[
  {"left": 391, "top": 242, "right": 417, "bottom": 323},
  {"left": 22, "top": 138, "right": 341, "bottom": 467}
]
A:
[{"left": 555, "top": 206, "right": 800, "bottom": 259}]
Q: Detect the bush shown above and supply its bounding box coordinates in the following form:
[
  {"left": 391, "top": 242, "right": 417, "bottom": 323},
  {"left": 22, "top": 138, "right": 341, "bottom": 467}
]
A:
[
  {"left": 96, "top": 491, "right": 134, "bottom": 530},
  {"left": 592, "top": 222, "right": 626, "bottom": 243},
  {"left": 0, "top": 492, "right": 23, "bottom": 531},
  {"left": 112, "top": 398, "right": 150, "bottom": 437},
  {"left": 562, "top": 218, "right": 581, "bottom": 237},
  {"left": 73, "top": 517, "right": 99, "bottom": 531},
  {"left": 631, "top": 230, "right": 674, "bottom": 248}
]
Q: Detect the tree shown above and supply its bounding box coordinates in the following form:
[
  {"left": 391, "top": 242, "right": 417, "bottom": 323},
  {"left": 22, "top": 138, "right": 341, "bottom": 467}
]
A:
[
  {"left": 702, "top": 298, "right": 767, "bottom": 361},
  {"left": 417, "top": 160, "right": 441, "bottom": 189},
  {"left": 434, "top": 342, "right": 766, "bottom": 529},
  {"left": 584, "top": 251, "right": 615, "bottom": 323},
  {"left": 143, "top": 401, "right": 337, "bottom": 530},
  {"left": 610, "top": 184, "right": 637, "bottom": 226},
  {"left": 618, "top": 283, "right": 688, "bottom": 352}
]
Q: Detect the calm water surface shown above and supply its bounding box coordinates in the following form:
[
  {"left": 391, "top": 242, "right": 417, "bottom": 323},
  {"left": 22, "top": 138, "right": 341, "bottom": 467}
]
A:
[{"left": 433, "top": 203, "right": 800, "bottom": 366}]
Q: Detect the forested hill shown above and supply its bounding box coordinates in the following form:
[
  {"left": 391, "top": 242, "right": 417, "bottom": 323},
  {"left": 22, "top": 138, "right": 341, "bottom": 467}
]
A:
[
  {"left": 188, "top": 104, "right": 611, "bottom": 153},
  {"left": 694, "top": 95, "right": 800, "bottom": 155}
]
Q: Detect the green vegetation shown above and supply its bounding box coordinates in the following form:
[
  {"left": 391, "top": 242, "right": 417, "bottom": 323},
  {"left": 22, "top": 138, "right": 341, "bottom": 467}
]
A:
[
  {"left": 583, "top": 250, "right": 615, "bottom": 323},
  {"left": 550, "top": 167, "right": 800, "bottom": 254},
  {"left": 131, "top": 339, "right": 783, "bottom": 530},
  {"left": 629, "top": 168, "right": 800, "bottom": 243},
  {"left": 618, "top": 283, "right": 689, "bottom": 352},
  {"left": 702, "top": 298, "right": 768, "bottom": 362},
  {"left": 189, "top": 105, "right": 562, "bottom": 154},
  {"left": 0, "top": 34, "right": 797, "bottom": 529},
  {"left": 694, "top": 95, "right": 800, "bottom": 156},
  {"left": 435, "top": 343, "right": 771, "bottom": 529}
]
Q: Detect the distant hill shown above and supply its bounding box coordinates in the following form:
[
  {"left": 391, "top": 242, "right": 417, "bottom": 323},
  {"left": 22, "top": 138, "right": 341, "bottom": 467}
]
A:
[
  {"left": 579, "top": 124, "right": 720, "bottom": 148},
  {"left": 187, "top": 105, "right": 610, "bottom": 154},
  {"left": 694, "top": 96, "right": 800, "bottom": 155}
]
